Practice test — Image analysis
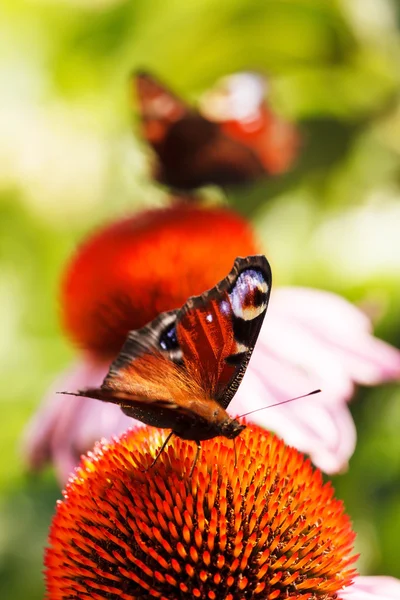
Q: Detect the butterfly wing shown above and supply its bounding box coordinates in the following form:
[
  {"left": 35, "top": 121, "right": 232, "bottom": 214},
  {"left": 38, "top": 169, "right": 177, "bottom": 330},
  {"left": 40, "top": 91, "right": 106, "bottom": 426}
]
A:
[
  {"left": 64, "top": 308, "right": 227, "bottom": 435},
  {"left": 108, "top": 310, "right": 182, "bottom": 373},
  {"left": 64, "top": 310, "right": 198, "bottom": 429},
  {"left": 200, "top": 72, "right": 299, "bottom": 176},
  {"left": 133, "top": 71, "right": 190, "bottom": 146},
  {"left": 176, "top": 255, "right": 271, "bottom": 408}
]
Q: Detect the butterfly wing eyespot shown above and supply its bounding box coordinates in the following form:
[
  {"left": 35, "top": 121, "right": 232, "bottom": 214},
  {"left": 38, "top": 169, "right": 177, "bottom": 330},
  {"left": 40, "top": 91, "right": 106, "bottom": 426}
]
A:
[
  {"left": 199, "top": 72, "right": 267, "bottom": 124},
  {"left": 107, "top": 310, "right": 181, "bottom": 376}
]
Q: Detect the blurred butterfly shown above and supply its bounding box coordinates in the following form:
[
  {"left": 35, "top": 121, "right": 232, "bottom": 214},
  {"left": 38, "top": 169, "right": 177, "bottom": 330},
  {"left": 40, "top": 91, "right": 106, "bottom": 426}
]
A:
[
  {"left": 63, "top": 255, "right": 271, "bottom": 471},
  {"left": 133, "top": 71, "right": 299, "bottom": 191}
]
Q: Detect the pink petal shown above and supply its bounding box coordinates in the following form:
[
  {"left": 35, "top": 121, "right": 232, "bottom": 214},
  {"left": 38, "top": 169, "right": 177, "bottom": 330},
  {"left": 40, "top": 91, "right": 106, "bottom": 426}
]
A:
[
  {"left": 230, "top": 286, "right": 400, "bottom": 473},
  {"left": 258, "top": 315, "right": 354, "bottom": 400},
  {"left": 271, "top": 287, "right": 372, "bottom": 333},
  {"left": 271, "top": 288, "right": 400, "bottom": 384},
  {"left": 341, "top": 576, "right": 400, "bottom": 600},
  {"left": 231, "top": 345, "right": 356, "bottom": 474},
  {"left": 22, "top": 357, "right": 135, "bottom": 483}
]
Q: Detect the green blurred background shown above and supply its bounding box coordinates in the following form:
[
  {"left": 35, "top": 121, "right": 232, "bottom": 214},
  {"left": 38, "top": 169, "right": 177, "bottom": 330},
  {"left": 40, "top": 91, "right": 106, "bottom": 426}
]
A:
[{"left": 1, "top": 0, "right": 400, "bottom": 597}]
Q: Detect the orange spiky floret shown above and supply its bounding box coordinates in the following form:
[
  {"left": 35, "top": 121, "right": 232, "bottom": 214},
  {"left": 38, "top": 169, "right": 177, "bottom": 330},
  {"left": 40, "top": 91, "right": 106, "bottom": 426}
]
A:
[{"left": 45, "top": 424, "right": 357, "bottom": 599}]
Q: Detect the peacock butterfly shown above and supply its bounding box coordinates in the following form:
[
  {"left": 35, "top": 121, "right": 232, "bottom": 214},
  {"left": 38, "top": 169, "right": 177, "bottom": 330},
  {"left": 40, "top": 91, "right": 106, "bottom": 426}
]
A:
[
  {"left": 63, "top": 256, "right": 271, "bottom": 469},
  {"left": 133, "top": 71, "right": 299, "bottom": 190}
]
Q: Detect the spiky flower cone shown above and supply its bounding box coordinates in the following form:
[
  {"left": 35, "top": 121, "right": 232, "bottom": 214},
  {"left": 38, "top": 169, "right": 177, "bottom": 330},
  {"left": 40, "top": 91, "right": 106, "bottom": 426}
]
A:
[{"left": 45, "top": 424, "right": 357, "bottom": 599}]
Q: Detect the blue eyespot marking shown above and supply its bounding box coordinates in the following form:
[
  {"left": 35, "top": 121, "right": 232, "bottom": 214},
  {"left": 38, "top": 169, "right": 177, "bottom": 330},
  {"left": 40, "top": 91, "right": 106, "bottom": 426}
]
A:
[{"left": 229, "top": 268, "right": 268, "bottom": 321}]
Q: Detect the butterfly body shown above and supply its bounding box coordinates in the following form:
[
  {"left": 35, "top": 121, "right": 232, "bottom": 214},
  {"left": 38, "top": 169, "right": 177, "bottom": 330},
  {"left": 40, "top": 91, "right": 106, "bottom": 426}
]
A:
[
  {"left": 124, "top": 395, "right": 245, "bottom": 442},
  {"left": 81, "top": 355, "right": 245, "bottom": 442},
  {"left": 171, "top": 402, "right": 245, "bottom": 442},
  {"left": 64, "top": 255, "right": 271, "bottom": 460}
]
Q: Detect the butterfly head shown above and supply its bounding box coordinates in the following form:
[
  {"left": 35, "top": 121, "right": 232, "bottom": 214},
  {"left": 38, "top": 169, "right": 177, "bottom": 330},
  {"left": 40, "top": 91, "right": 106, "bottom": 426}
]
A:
[{"left": 219, "top": 417, "right": 246, "bottom": 440}]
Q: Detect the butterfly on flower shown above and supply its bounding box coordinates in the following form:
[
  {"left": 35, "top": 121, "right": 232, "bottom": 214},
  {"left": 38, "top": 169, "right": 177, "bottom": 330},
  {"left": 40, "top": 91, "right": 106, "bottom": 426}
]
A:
[
  {"left": 63, "top": 255, "right": 271, "bottom": 469},
  {"left": 133, "top": 71, "right": 299, "bottom": 190}
]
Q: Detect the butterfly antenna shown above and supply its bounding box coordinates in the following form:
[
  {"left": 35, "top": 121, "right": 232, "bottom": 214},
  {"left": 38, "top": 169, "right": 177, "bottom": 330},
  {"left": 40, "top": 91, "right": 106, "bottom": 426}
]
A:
[
  {"left": 142, "top": 431, "right": 174, "bottom": 473},
  {"left": 238, "top": 389, "right": 321, "bottom": 419},
  {"left": 189, "top": 442, "right": 201, "bottom": 478}
]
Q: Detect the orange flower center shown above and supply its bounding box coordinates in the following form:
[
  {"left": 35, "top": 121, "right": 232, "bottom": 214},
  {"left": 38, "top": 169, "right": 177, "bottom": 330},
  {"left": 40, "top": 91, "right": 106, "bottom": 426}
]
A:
[{"left": 45, "top": 425, "right": 357, "bottom": 599}]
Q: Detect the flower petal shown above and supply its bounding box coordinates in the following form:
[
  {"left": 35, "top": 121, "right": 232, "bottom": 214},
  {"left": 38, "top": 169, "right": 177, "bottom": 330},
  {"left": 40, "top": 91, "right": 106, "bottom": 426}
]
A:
[
  {"left": 271, "top": 288, "right": 400, "bottom": 384},
  {"left": 230, "top": 285, "right": 400, "bottom": 473},
  {"left": 231, "top": 346, "right": 356, "bottom": 474},
  {"left": 341, "top": 576, "right": 400, "bottom": 600},
  {"left": 22, "top": 358, "right": 134, "bottom": 483}
]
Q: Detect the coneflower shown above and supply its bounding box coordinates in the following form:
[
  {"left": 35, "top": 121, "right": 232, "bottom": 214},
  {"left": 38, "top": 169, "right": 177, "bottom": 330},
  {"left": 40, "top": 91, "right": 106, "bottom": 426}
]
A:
[{"left": 45, "top": 424, "right": 357, "bottom": 599}]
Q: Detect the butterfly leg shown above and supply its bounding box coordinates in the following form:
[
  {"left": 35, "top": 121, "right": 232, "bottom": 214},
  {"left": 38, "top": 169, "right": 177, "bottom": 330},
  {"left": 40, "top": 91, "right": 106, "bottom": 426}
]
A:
[
  {"left": 189, "top": 441, "right": 201, "bottom": 478},
  {"left": 233, "top": 438, "right": 238, "bottom": 468},
  {"left": 142, "top": 430, "right": 174, "bottom": 472}
]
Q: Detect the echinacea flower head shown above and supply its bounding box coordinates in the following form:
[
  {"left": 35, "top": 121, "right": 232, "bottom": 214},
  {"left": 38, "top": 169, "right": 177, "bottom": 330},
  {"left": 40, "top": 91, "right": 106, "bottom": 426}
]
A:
[
  {"left": 45, "top": 424, "right": 357, "bottom": 600},
  {"left": 61, "top": 203, "right": 258, "bottom": 359}
]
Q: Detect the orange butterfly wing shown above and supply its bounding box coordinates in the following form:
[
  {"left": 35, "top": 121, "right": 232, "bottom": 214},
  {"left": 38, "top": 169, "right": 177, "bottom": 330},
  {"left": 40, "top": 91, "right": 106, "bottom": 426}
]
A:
[{"left": 134, "top": 71, "right": 189, "bottom": 145}]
